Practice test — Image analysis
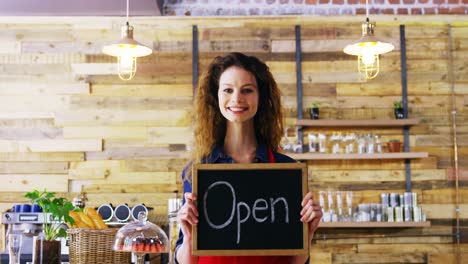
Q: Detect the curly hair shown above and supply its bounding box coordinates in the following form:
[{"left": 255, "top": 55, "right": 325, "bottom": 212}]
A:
[{"left": 191, "top": 52, "right": 284, "bottom": 165}]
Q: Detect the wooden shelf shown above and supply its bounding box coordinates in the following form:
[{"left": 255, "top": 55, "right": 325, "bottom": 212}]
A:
[
  {"left": 318, "top": 221, "right": 431, "bottom": 228},
  {"left": 296, "top": 119, "right": 420, "bottom": 127},
  {"left": 288, "top": 152, "right": 429, "bottom": 160}
]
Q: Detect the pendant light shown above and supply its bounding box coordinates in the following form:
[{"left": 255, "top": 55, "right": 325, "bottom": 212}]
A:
[
  {"left": 343, "top": 0, "right": 394, "bottom": 80},
  {"left": 102, "top": 0, "right": 152, "bottom": 81}
]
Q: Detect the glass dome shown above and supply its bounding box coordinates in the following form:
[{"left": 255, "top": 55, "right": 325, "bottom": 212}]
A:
[{"left": 113, "top": 211, "right": 169, "bottom": 254}]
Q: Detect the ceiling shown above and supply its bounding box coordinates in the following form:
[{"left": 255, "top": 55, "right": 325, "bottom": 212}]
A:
[{"left": 0, "top": 0, "right": 164, "bottom": 16}]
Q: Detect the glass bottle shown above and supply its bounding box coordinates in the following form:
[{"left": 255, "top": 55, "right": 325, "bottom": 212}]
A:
[
  {"left": 375, "top": 135, "right": 382, "bottom": 153},
  {"left": 168, "top": 197, "right": 182, "bottom": 264},
  {"left": 357, "top": 134, "right": 366, "bottom": 154},
  {"left": 366, "top": 134, "right": 375, "bottom": 154}
]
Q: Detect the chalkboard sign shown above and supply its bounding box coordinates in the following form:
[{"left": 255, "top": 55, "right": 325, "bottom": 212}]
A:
[{"left": 192, "top": 163, "right": 308, "bottom": 256}]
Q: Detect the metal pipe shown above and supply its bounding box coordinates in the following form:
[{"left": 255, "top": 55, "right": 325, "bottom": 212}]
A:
[
  {"left": 295, "top": 25, "right": 304, "bottom": 144},
  {"left": 447, "top": 23, "right": 461, "bottom": 264}
]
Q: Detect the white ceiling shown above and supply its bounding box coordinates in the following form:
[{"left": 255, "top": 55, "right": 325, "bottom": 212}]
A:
[{"left": 0, "top": 0, "right": 164, "bottom": 16}]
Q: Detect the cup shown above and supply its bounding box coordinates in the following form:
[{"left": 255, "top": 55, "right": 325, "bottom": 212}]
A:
[
  {"left": 97, "top": 204, "right": 114, "bottom": 222},
  {"left": 8, "top": 233, "right": 22, "bottom": 264},
  {"left": 13, "top": 204, "right": 21, "bottom": 213},
  {"left": 114, "top": 204, "right": 131, "bottom": 222},
  {"left": 20, "top": 204, "right": 31, "bottom": 213},
  {"left": 31, "top": 204, "right": 42, "bottom": 213},
  {"left": 131, "top": 204, "right": 148, "bottom": 221}
]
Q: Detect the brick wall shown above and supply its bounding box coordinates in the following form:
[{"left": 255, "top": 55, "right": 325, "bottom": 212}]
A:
[{"left": 163, "top": 0, "right": 467, "bottom": 16}]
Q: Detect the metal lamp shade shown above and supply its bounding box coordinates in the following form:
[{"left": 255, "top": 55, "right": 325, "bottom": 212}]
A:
[
  {"left": 343, "top": 22, "right": 394, "bottom": 56},
  {"left": 102, "top": 25, "right": 152, "bottom": 57}
]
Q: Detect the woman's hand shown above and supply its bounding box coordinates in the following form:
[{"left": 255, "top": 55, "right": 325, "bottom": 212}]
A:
[
  {"left": 177, "top": 192, "right": 199, "bottom": 241},
  {"left": 300, "top": 192, "right": 322, "bottom": 238}
]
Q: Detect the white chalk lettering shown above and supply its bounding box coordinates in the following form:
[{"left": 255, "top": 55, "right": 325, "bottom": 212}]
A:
[
  {"left": 270, "top": 197, "right": 289, "bottom": 223},
  {"left": 236, "top": 202, "right": 250, "bottom": 243},
  {"left": 252, "top": 199, "right": 268, "bottom": 222},
  {"left": 203, "top": 181, "right": 235, "bottom": 229},
  {"left": 203, "top": 181, "right": 290, "bottom": 244}
]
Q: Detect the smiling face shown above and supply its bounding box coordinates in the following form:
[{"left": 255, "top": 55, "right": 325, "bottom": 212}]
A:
[{"left": 218, "top": 66, "right": 259, "bottom": 124}]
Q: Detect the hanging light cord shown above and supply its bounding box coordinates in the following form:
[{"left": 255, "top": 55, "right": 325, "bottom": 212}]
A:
[
  {"left": 126, "top": 0, "right": 130, "bottom": 24},
  {"left": 365, "top": 0, "right": 369, "bottom": 21}
]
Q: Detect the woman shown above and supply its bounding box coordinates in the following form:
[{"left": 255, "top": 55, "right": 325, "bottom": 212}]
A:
[{"left": 175, "top": 52, "right": 322, "bottom": 264}]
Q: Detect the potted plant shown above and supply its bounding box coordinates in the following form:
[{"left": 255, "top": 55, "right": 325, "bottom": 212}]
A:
[
  {"left": 387, "top": 139, "right": 402, "bottom": 153},
  {"left": 309, "top": 103, "right": 320, "bottom": 120},
  {"left": 25, "top": 189, "right": 76, "bottom": 264},
  {"left": 394, "top": 100, "right": 405, "bottom": 119}
]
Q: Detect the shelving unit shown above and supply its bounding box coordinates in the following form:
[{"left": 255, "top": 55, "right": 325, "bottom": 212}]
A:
[
  {"left": 318, "top": 221, "right": 431, "bottom": 228},
  {"left": 295, "top": 119, "right": 420, "bottom": 127},
  {"left": 288, "top": 152, "right": 428, "bottom": 160},
  {"left": 291, "top": 118, "right": 429, "bottom": 160}
]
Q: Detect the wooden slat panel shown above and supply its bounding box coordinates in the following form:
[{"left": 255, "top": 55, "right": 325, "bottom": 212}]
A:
[
  {"left": 69, "top": 160, "right": 121, "bottom": 179},
  {"left": 86, "top": 147, "right": 189, "bottom": 160},
  {"left": 82, "top": 184, "right": 179, "bottom": 194},
  {"left": 0, "top": 53, "right": 85, "bottom": 64},
  {"left": 64, "top": 126, "right": 147, "bottom": 139},
  {"left": 422, "top": 204, "right": 468, "bottom": 219},
  {"left": 147, "top": 127, "right": 192, "bottom": 145},
  {"left": 93, "top": 172, "right": 176, "bottom": 184},
  {"left": 54, "top": 110, "right": 191, "bottom": 126},
  {"left": 0, "top": 127, "right": 62, "bottom": 140},
  {"left": 0, "top": 112, "right": 54, "bottom": 119},
  {"left": 0, "top": 41, "right": 20, "bottom": 53},
  {"left": 332, "top": 253, "right": 426, "bottom": 263},
  {"left": 428, "top": 253, "right": 468, "bottom": 264},
  {"left": 69, "top": 96, "right": 192, "bottom": 111},
  {"left": 0, "top": 139, "right": 102, "bottom": 152},
  {"left": 124, "top": 159, "right": 189, "bottom": 173},
  {"left": 309, "top": 252, "right": 331, "bottom": 264},
  {"left": 0, "top": 152, "right": 84, "bottom": 162},
  {"left": 0, "top": 174, "right": 68, "bottom": 192},
  {"left": 91, "top": 84, "right": 192, "bottom": 97},
  {"left": 21, "top": 41, "right": 103, "bottom": 54},
  {"left": 422, "top": 188, "right": 468, "bottom": 203},
  {"left": 0, "top": 95, "right": 70, "bottom": 111},
  {"left": 72, "top": 62, "right": 192, "bottom": 76},
  {"left": 0, "top": 162, "right": 68, "bottom": 174},
  {"left": 358, "top": 243, "right": 468, "bottom": 253},
  {"left": 0, "top": 83, "right": 90, "bottom": 95}
]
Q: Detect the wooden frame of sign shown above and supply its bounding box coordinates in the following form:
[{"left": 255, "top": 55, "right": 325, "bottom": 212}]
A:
[{"left": 192, "top": 163, "right": 308, "bottom": 256}]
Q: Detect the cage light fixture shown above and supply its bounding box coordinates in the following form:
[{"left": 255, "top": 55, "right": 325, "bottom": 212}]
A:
[
  {"left": 343, "top": 0, "right": 394, "bottom": 80},
  {"left": 102, "top": 0, "right": 152, "bottom": 81}
]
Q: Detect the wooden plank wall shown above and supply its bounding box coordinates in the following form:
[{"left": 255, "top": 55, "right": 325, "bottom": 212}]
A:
[{"left": 0, "top": 16, "right": 467, "bottom": 262}]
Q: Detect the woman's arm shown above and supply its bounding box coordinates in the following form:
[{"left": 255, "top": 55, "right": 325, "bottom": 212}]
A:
[
  {"left": 175, "top": 192, "right": 199, "bottom": 264},
  {"left": 289, "top": 192, "right": 322, "bottom": 264}
]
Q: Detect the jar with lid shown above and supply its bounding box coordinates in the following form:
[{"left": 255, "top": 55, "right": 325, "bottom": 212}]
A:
[{"left": 113, "top": 211, "right": 169, "bottom": 264}]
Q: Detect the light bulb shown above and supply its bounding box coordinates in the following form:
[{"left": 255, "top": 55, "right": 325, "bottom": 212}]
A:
[
  {"left": 361, "top": 52, "right": 376, "bottom": 66},
  {"left": 116, "top": 46, "right": 137, "bottom": 80},
  {"left": 119, "top": 53, "right": 134, "bottom": 74}
]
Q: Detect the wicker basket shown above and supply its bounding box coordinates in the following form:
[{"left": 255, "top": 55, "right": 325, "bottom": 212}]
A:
[{"left": 67, "top": 228, "right": 131, "bottom": 264}]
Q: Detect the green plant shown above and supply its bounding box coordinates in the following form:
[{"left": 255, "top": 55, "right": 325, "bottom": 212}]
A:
[
  {"left": 393, "top": 101, "right": 402, "bottom": 109},
  {"left": 388, "top": 139, "right": 401, "bottom": 142},
  {"left": 25, "top": 189, "right": 76, "bottom": 240},
  {"left": 312, "top": 102, "right": 319, "bottom": 109}
]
